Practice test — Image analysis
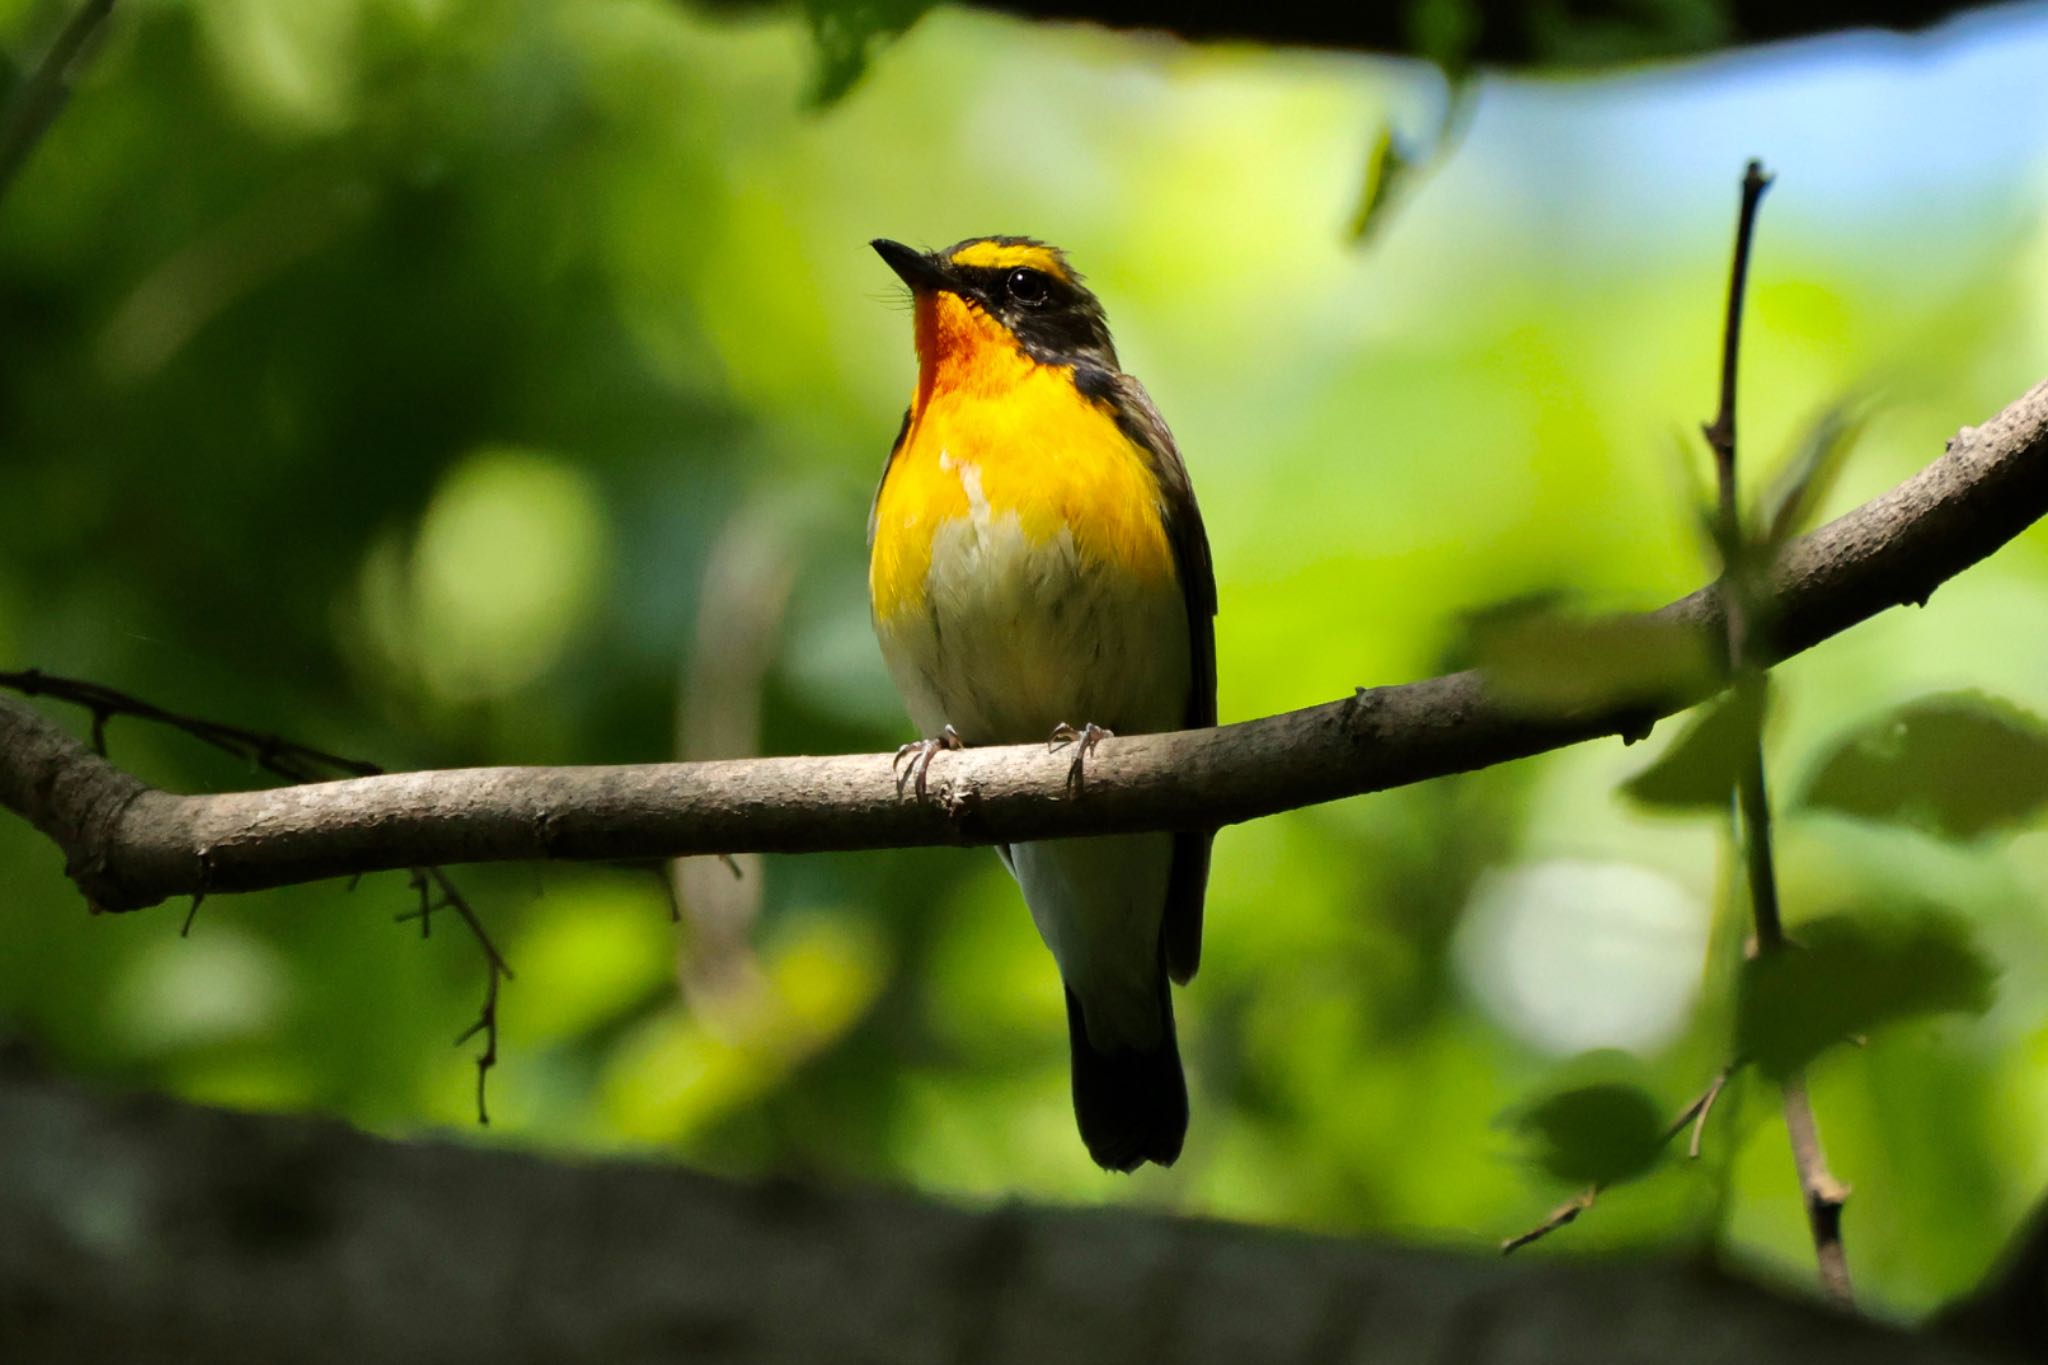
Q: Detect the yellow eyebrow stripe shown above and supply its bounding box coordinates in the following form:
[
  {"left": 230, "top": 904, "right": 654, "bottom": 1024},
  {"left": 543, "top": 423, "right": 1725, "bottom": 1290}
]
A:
[{"left": 947, "top": 240, "right": 1071, "bottom": 281}]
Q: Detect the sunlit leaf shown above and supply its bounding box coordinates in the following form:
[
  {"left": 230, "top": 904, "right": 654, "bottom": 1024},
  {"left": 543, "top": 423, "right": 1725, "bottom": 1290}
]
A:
[
  {"left": 1621, "top": 686, "right": 1764, "bottom": 811},
  {"left": 1473, "top": 606, "right": 1717, "bottom": 713},
  {"left": 1737, "top": 911, "right": 1995, "bottom": 1079},
  {"left": 1801, "top": 693, "right": 2048, "bottom": 841},
  {"left": 1514, "top": 1081, "right": 1666, "bottom": 1186}
]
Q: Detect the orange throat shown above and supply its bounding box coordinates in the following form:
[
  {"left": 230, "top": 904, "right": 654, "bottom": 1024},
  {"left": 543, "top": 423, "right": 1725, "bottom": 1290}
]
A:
[{"left": 911, "top": 290, "right": 1038, "bottom": 414}]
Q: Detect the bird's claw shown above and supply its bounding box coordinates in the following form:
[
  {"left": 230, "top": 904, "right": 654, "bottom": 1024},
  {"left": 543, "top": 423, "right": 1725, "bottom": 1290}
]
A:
[
  {"left": 1048, "top": 721, "right": 1113, "bottom": 792},
  {"left": 894, "top": 725, "right": 962, "bottom": 801}
]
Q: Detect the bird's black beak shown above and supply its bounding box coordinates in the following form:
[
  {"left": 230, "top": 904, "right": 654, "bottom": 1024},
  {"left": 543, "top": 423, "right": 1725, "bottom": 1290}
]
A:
[{"left": 872, "top": 239, "right": 950, "bottom": 293}]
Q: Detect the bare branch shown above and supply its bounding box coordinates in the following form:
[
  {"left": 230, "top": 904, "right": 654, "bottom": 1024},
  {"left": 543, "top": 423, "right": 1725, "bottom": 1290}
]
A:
[
  {"left": 1, "top": 376, "right": 2046, "bottom": 912},
  {"left": 0, "top": 669, "right": 382, "bottom": 781},
  {"left": 0, "top": 669, "right": 510, "bottom": 1122},
  {"left": 941, "top": 1, "right": 1992, "bottom": 67}
]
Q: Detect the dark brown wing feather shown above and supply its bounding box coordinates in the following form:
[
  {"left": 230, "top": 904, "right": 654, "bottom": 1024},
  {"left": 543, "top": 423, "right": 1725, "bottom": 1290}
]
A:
[
  {"left": 868, "top": 407, "right": 913, "bottom": 548},
  {"left": 1101, "top": 372, "right": 1216, "bottom": 985}
]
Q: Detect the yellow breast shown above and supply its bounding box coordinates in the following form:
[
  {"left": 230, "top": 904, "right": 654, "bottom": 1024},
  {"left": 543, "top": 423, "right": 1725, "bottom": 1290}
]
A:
[{"left": 869, "top": 296, "right": 1176, "bottom": 629}]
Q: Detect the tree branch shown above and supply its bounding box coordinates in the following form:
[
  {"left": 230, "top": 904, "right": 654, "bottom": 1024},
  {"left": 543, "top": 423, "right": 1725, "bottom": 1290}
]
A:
[
  {"left": 1702, "top": 160, "right": 1853, "bottom": 1310},
  {"left": 0, "top": 1059, "right": 2018, "bottom": 1365},
  {"left": 781, "top": 0, "right": 2004, "bottom": 68},
  {"left": 1, "top": 376, "right": 2046, "bottom": 912}
]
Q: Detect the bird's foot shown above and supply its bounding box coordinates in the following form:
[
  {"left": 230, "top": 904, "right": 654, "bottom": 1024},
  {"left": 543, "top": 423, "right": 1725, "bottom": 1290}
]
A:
[
  {"left": 894, "top": 725, "right": 962, "bottom": 801},
  {"left": 1048, "top": 722, "right": 1114, "bottom": 792}
]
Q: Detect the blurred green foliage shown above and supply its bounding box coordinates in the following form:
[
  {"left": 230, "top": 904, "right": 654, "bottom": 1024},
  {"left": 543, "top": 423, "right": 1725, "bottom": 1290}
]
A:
[
  {"left": 1802, "top": 692, "right": 2048, "bottom": 841},
  {"left": 1512, "top": 1054, "right": 1669, "bottom": 1187},
  {"left": 1623, "top": 688, "right": 1764, "bottom": 810},
  {"left": 5, "top": 0, "right": 2048, "bottom": 1323},
  {"left": 1737, "top": 909, "right": 1996, "bottom": 1081}
]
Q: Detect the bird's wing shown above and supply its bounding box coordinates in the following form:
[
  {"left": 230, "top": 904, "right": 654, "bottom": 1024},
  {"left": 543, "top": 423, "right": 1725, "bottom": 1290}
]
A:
[
  {"left": 1103, "top": 371, "right": 1216, "bottom": 985},
  {"left": 867, "top": 407, "right": 913, "bottom": 548}
]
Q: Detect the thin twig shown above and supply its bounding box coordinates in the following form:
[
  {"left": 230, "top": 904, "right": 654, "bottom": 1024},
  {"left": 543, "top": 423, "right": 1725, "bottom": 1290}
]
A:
[
  {"left": 1684, "top": 1066, "right": 1733, "bottom": 1161},
  {"left": 1657, "top": 1059, "right": 1740, "bottom": 1160},
  {"left": 1702, "top": 160, "right": 1854, "bottom": 1310},
  {"left": 0, "top": 668, "right": 511, "bottom": 1125},
  {"left": 0, "top": 669, "right": 381, "bottom": 780},
  {"left": 1501, "top": 1058, "right": 1741, "bottom": 1255},
  {"left": 1501, "top": 1187, "right": 1598, "bottom": 1254},
  {"left": 0, "top": 0, "right": 118, "bottom": 205},
  {"left": 398, "top": 867, "right": 436, "bottom": 939},
  {"left": 429, "top": 867, "right": 512, "bottom": 1125}
]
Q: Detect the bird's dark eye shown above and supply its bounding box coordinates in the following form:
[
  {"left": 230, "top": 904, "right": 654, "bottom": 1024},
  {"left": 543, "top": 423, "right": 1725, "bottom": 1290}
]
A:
[{"left": 1006, "top": 268, "right": 1050, "bottom": 305}]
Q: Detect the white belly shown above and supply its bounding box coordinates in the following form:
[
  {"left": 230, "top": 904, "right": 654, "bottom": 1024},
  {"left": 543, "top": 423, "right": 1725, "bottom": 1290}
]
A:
[
  {"left": 874, "top": 506, "right": 1190, "bottom": 746},
  {"left": 873, "top": 502, "right": 1192, "bottom": 1050}
]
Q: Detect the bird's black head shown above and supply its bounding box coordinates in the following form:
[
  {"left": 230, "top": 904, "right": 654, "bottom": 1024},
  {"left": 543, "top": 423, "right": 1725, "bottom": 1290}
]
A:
[{"left": 872, "top": 236, "right": 1119, "bottom": 371}]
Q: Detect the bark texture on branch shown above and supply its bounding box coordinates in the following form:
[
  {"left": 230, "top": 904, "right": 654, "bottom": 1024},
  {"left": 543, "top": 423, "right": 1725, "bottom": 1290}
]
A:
[
  {"left": 0, "top": 1060, "right": 2016, "bottom": 1365},
  {"left": 2, "top": 378, "right": 2046, "bottom": 912}
]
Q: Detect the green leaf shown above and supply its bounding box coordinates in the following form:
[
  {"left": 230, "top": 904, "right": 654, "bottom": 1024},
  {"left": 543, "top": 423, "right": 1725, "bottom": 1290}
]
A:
[
  {"left": 799, "top": 0, "right": 931, "bottom": 106},
  {"left": 1473, "top": 606, "right": 1717, "bottom": 714},
  {"left": 1514, "top": 1081, "right": 1667, "bottom": 1187},
  {"left": 1349, "top": 123, "right": 1420, "bottom": 245},
  {"left": 1737, "top": 911, "right": 1995, "bottom": 1079},
  {"left": 1801, "top": 692, "right": 2048, "bottom": 841},
  {"left": 1759, "top": 399, "right": 1869, "bottom": 550},
  {"left": 1621, "top": 685, "right": 1765, "bottom": 811},
  {"left": 1349, "top": 82, "right": 1472, "bottom": 245}
]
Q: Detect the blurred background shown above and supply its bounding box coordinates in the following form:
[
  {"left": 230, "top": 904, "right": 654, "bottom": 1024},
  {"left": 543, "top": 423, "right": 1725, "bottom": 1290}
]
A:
[{"left": 4, "top": 0, "right": 2048, "bottom": 1321}]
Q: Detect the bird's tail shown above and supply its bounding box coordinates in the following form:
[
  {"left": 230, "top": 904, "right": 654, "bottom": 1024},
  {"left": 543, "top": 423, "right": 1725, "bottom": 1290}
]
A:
[{"left": 1064, "top": 975, "right": 1187, "bottom": 1172}]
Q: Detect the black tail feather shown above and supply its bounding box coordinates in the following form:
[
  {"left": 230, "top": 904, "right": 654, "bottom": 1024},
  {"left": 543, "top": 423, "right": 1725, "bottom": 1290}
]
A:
[{"left": 1064, "top": 983, "right": 1187, "bottom": 1172}]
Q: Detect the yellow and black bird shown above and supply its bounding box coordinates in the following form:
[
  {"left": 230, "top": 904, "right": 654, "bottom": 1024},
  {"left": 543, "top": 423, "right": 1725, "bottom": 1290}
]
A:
[{"left": 867, "top": 236, "right": 1216, "bottom": 1170}]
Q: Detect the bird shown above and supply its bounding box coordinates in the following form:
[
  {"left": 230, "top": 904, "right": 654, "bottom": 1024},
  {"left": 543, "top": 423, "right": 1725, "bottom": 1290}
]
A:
[{"left": 866, "top": 236, "right": 1216, "bottom": 1171}]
